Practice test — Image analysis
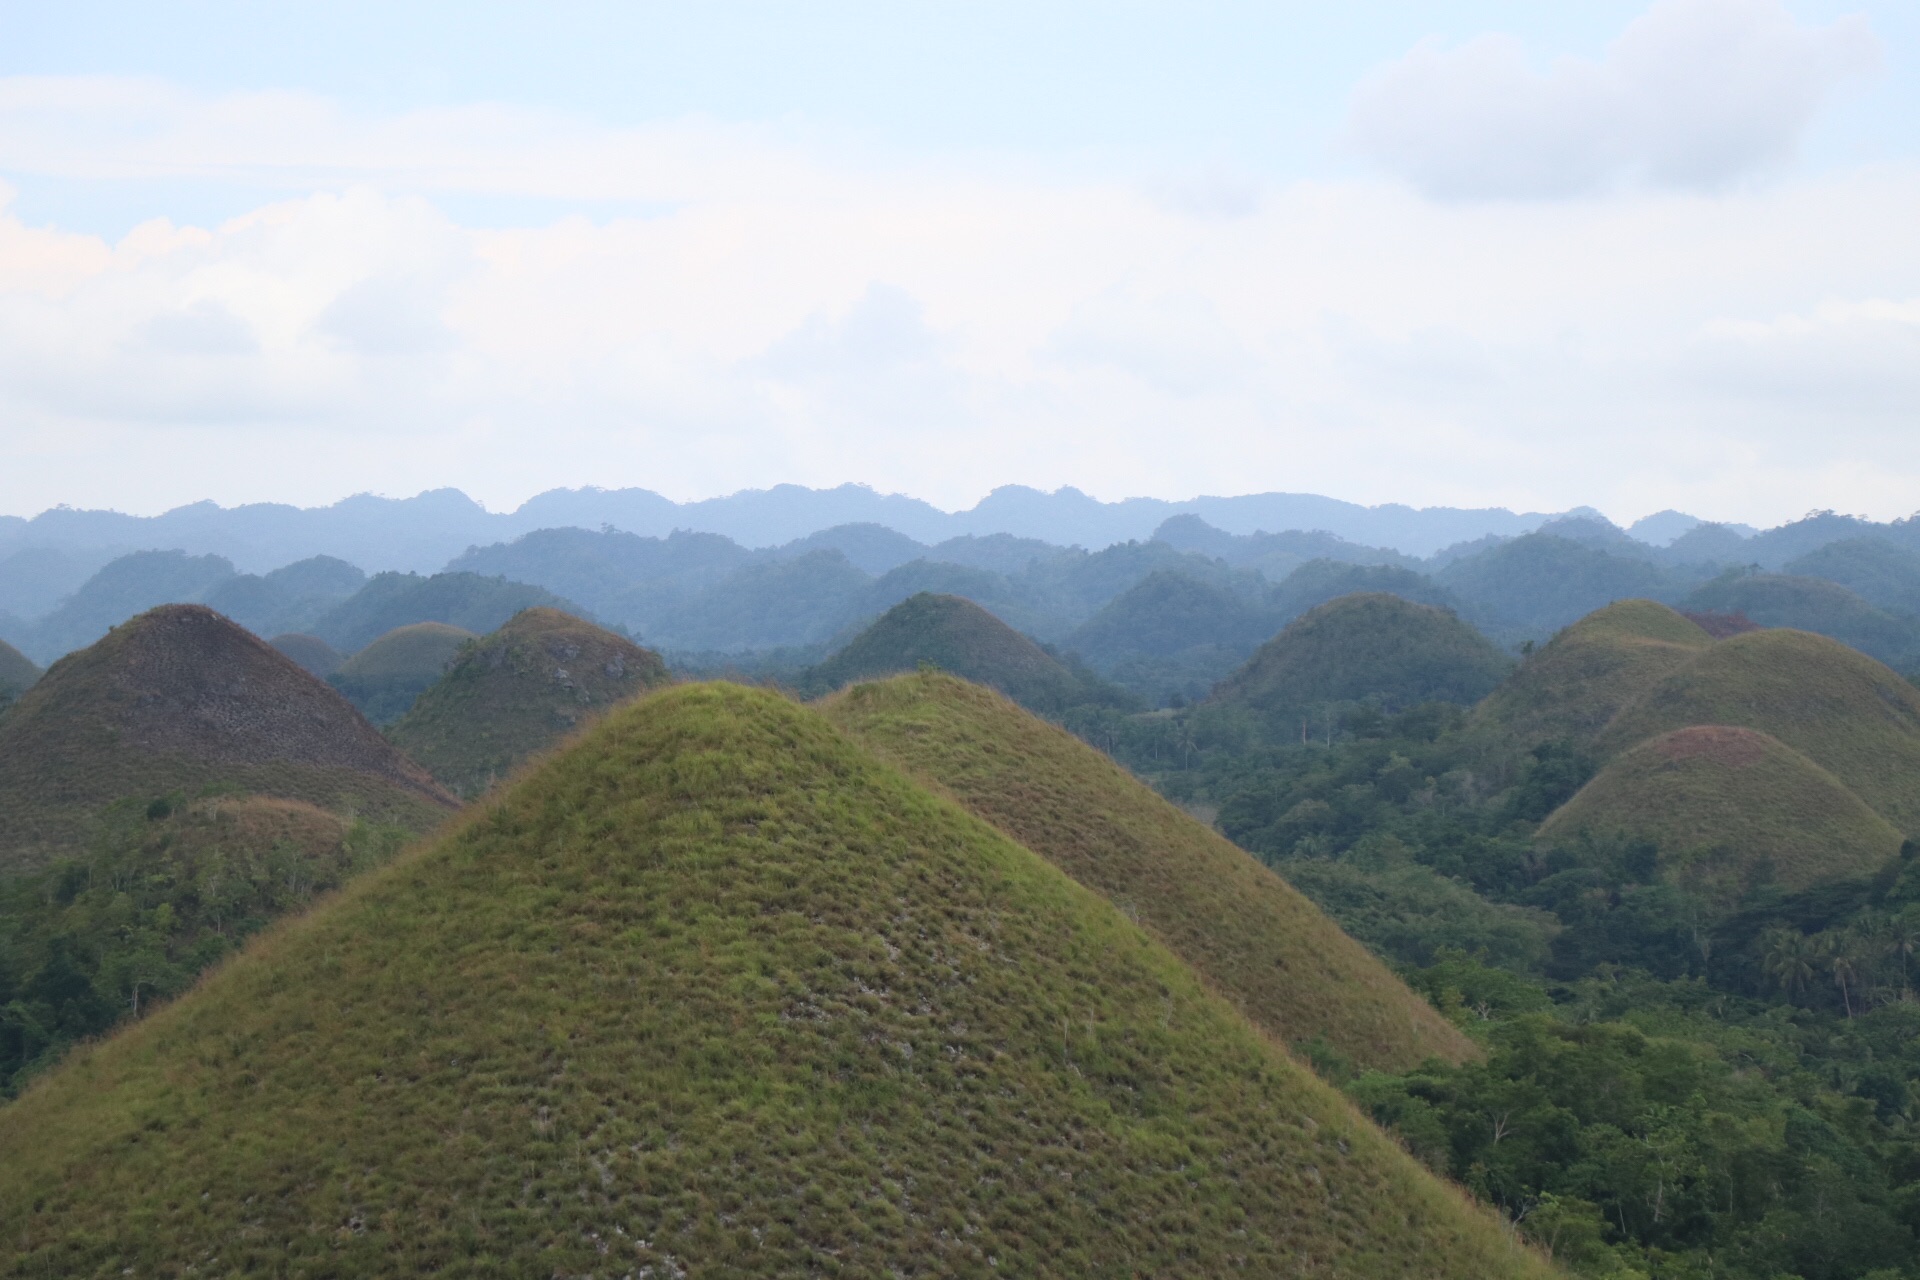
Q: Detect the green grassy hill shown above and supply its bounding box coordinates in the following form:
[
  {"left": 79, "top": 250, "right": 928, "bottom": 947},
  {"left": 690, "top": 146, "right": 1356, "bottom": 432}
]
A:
[
  {"left": 1212, "top": 593, "right": 1513, "bottom": 734},
  {"left": 1682, "top": 572, "right": 1920, "bottom": 669},
  {"left": 0, "top": 682, "right": 1549, "bottom": 1278},
  {"left": 1539, "top": 725, "right": 1902, "bottom": 893},
  {"left": 822, "top": 671, "right": 1477, "bottom": 1072},
  {"left": 389, "top": 608, "right": 671, "bottom": 797},
  {"left": 806, "top": 592, "right": 1134, "bottom": 714},
  {"left": 268, "top": 632, "right": 343, "bottom": 678},
  {"left": 0, "top": 636, "right": 38, "bottom": 709},
  {"left": 1471, "top": 600, "right": 1714, "bottom": 750},
  {"left": 328, "top": 622, "right": 476, "bottom": 725},
  {"left": 0, "top": 606, "right": 455, "bottom": 870},
  {"left": 311, "top": 570, "right": 577, "bottom": 653},
  {"left": 1598, "top": 628, "right": 1920, "bottom": 833}
]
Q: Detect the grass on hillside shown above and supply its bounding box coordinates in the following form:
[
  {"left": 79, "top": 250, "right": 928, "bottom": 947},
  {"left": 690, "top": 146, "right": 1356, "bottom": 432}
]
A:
[
  {"left": 806, "top": 591, "right": 1131, "bottom": 714},
  {"left": 329, "top": 622, "right": 476, "bottom": 726},
  {"left": 1599, "top": 628, "right": 1920, "bottom": 834},
  {"left": 388, "top": 607, "right": 670, "bottom": 797},
  {"left": 0, "top": 637, "right": 39, "bottom": 708},
  {"left": 0, "top": 683, "right": 1551, "bottom": 1279},
  {"left": 1539, "top": 725, "right": 1903, "bottom": 896},
  {"left": 822, "top": 671, "right": 1477, "bottom": 1073},
  {"left": 268, "top": 632, "right": 344, "bottom": 679},
  {"left": 1469, "top": 600, "right": 1713, "bottom": 753},
  {"left": 1212, "top": 592, "right": 1513, "bottom": 733}
]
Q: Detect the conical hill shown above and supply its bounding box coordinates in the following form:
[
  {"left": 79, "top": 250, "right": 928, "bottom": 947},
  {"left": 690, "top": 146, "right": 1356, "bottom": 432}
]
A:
[
  {"left": 0, "top": 605, "right": 455, "bottom": 870},
  {"left": 1211, "top": 593, "right": 1512, "bottom": 732},
  {"left": 806, "top": 592, "right": 1129, "bottom": 714},
  {"left": 389, "top": 607, "right": 670, "bottom": 797},
  {"left": 0, "top": 683, "right": 1549, "bottom": 1279},
  {"left": 328, "top": 621, "right": 475, "bottom": 725},
  {"left": 1471, "top": 600, "right": 1713, "bottom": 750},
  {"left": 269, "top": 631, "right": 344, "bottom": 678},
  {"left": 1597, "top": 628, "right": 1920, "bottom": 833},
  {"left": 0, "top": 636, "right": 39, "bottom": 708},
  {"left": 1539, "top": 725, "right": 1902, "bottom": 893},
  {"left": 822, "top": 670, "right": 1477, "bottom": 1071}
]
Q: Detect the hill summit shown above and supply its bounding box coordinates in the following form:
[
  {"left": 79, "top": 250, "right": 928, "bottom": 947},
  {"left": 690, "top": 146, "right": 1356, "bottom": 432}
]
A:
[
  {"left": 1471, "top": 599, "right": 1713, "bottom": 750},
  {"left": 806, "top": 592, "right": 1130, "bottom": 714},
  {"left": 328, "top": 621, "right": 476, "bottom": 725},
  {"left": 1539, "top": 725, "right": 1902, "bottom": 894},
  {"left": 1212, "top": 592, "right": 1512, "bottom": 734},
  {"left": 0, "top": 683, "right": 1548, "bottom": 1277},
  {"left": 1598, "top": 628, "right": 1920, "bottom": 834},
  {"left": 0, "top": 605, "right": 455, "bottom": 868},
  {"left": 822, "top": 671, "right": 1477, "bottom": 1071},
  {"left": 389, "top": 607, "right": 670, "bottom": 797}
]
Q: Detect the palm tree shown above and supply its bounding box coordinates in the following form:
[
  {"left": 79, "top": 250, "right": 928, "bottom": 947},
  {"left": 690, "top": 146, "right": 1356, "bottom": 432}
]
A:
[{"left": 1762, "top": 929, "right": 1819, "bottom": 1002}]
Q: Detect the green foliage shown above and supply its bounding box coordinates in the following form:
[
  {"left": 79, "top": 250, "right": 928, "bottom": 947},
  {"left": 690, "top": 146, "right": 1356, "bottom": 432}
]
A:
[
  {"left": 1212, "top": 593, "right": 1513, "bottom": 741},
  {"left": 1684, "top": 571, "right": 1920, "bottom": 670},
  {"left": 1786, "top": 538, "right": 1920, "bottom": 617},
  {"left": 388, "top": 608, "right": 670, "bottom": 797},
  {"left": 0, "top": 684, "right": 1549, "bottom": 1278},
  {"left": 267, "top": 631, "right": 343, "bottom": 679},
  {"left": 0, "top": 793, "right": 408, "bottom": 1098},
  {"left": 1436, "top": 534, "right": 1695, "bottom": 642}
]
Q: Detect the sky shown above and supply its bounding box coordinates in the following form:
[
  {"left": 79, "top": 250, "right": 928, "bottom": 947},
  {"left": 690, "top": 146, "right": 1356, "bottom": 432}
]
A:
[{"left": 1, "top": 0, "right": 1916, "bottom": 527}]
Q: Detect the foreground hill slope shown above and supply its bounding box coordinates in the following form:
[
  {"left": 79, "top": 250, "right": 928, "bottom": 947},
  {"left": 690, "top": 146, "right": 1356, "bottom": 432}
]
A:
[
  {"left": 1212, "top": 593, "right": 1512, "bottom": 730},
  {"left": 1539, "top": 725, "right": 1902, "bottom": 893},
  {"left": 806, "top": 592, "right": 1130, "bottom": 713},
  {"left": 0, "top": 606, "right": 455, "bottom": 868},
  {"left": 0, "top": 684, "right": 1549, "bottom": 1279},
  {"left": 822, "top": 671, "right": 1477, "bottom": 1072},
  {"left": 1471, "top": 600, "right": 1714, "bottom": 750},
  {"left": 0, "top": 637, "right": 38, "bottom": 707},
  {"left": 1598, "top": 628, "right": 1920, "bottom": 833},
  {"left": 389, "top": 608, "right": 671, "bottom": 797}
]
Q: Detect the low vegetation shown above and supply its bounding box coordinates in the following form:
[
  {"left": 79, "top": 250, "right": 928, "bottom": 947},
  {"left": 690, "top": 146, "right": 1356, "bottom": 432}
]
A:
[
  {"left": 388, "top": 607, "right": 670, "bottom": 797},
  {"left": 0, "top": 684, "right": 1549, "bottom": 1278},
  {"left": 822, "top": 670, "right": 1476, "bottom": 1071}
]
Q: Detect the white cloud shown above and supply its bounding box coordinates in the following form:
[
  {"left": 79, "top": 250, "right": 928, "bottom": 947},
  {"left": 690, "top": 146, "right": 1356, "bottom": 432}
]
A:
[
  {"left": 0, "top": 76, "right": 1916, "bottom": 527},
  {"left": 1348, "top": 0, "right": 1879, "bottom": 199}
]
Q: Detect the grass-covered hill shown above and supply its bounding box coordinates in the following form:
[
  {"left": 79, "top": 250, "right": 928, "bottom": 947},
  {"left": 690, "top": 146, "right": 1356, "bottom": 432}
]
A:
[
  {"left": 1436, "top": 534, "right": 1690, "bottom": 641},
  {"left": 328, "top": 622, "right": 475, "bottom": 726},
  {"left": 268, "top": 631, "right": 343, "bottom": 678},
  {"left": 1212, "top": 593, "right": 1513, "bottom": 733},
  {"left": 0, "top": 636, "right": 38, "bottom": 708},
  {"left": 805, "top": 592, "right": 1135, "bottom": 714},
  {"left": 1538, "top": 725, "right": 1903, "bottom": 894},
  {"left": 1063, "top": 569, "right": 1269, "bottom": 668},
  {"left": 1682, "top": 571, "right": 1920, "bottom": 670},
  {"left": 821, "top": 671, "right": 1477, "bottom": 1072},
  {"left": 1598, "top": 628, "right": 1920, "bottom": 834},
  {"left": 389, "top": 608, "right": 671, "bottom": 797},
  {"left": 1470, "top": 600, "right": 1714, "bottom": 750},
  {"left": 1784, "top": 536, "right": 1920, "bottom": 615},
  {"left": 0, "top": 606, "right": 455, "bottom": 869},
  {"left": 0, "top": 682, "right": 1549, "bottom": 1278},
  {"left": 310, "top": 570, "right": 578, "bottom": 653}
]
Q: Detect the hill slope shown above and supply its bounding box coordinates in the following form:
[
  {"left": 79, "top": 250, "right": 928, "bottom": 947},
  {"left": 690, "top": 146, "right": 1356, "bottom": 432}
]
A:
[
  {"left": 0, "top": 637, "right": 38, "bottom": 707},
  {"left": 389, "top": 608, "right": 671, "bottom": 797},
  {"left": 1682, "top": 572, "right": 1920, "bottom": 669},
  {"left": 1539, "top": 725, "right": 1902, "bottom": 893},
  {"left": 1471, "top": 600, "right": 1714, "bottom": 750},
  {"left": 328, "top": 622, "right": 475, "bottom": 726},
  {"left": 822, "top": 671, "right": 1477, "bottom": 1072},
  {"left": 1598, "top": 628, "right": 1920, "bottom": 834},
  {"left": 1212, "top": 593, "right": 1512, "bottom": 732},
  {"left": 807, "top": 592, "right": 1131, "bottom": 714},
  {"left": 0, "top": 683, "right": 1549, "bottom": 1278},
  {"left": 310, "top": 570, "right": 577, "bottom": 653},
  {"left": 0, "top": 606, "right": 455, "bottom": 868}
]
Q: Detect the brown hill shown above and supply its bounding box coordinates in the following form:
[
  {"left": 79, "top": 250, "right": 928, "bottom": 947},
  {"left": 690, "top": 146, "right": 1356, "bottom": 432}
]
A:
[
  {"left": 1471, "top": 600, "right": 1713, "bottom": 750},
  {"left": 1597, "top": 628, "right": 1920, "bottom": 834},
  {"left": 1539, "top": 725, "right": 1902, "bottom": 895},
  {"left": 822, "top": 670, "right": 1477, "bottom": 1072},
  {"left": 0, "top": 605, "right": 456, "bottom": 869},
  {"left": 389, "top": 607, "right": 670, "bottom": 797}
]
